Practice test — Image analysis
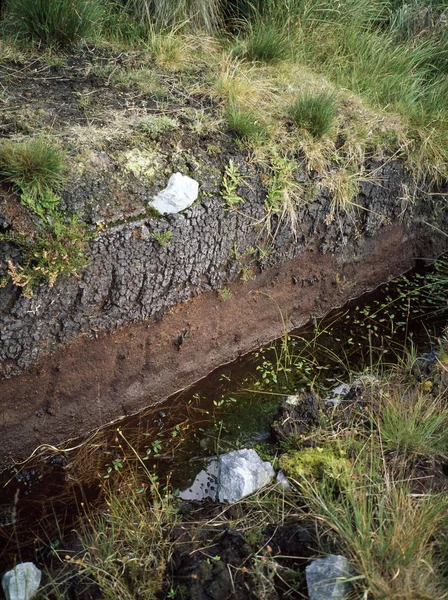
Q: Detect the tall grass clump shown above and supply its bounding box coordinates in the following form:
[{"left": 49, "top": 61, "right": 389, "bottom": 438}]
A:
[
  {"left": 0, "top": 137, "right": 67, "bottom": 213},
  {"left": 303, "top": 473, "right": 448, "bottom": 600},
  {"left": 39, "top": 472, "right": 178, "bottom": 600},
  {"left": 120, "top": 0, "right": 223, "bottom": 34},
  {"left": 4, "top": 0, "right": 104, "bottom": 46},
  {"left": 378, "top": 390, "right": 448, "bottom": 462},
  {"left": 241, "top": 19, "right": 292, "bottom": 63},
  {"left": 288, "top": 92, "right": 337, "bottom": 138}
]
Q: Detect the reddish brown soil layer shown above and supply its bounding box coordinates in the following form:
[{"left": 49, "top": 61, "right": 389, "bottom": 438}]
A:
[{"left": 0, "top": 225, "right": 426, "bottom": 467}]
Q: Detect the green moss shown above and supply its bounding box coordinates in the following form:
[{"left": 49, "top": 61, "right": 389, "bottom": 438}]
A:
[{"left": 279, "top": 446, "right": 351, "bottom": 483}]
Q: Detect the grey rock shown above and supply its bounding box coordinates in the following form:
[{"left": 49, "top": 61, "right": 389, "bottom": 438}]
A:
[
  {"left": 149, "top": 173, "right": 199, "bottom": 214},
  {"left": 276, "top": 470, "right": 292, "bottom": 490},
  {"left": 2, "top": 563, "right": 42, "bottom": 600},
  {"left": 306, "top": 554, "right": 354, "bottom": 600},
  {"left": 324, "top": 375, "right": 378, "bottom": 406},
  {"left": 324, "top": 383, "right": 351, "bottom": 407},
  {"left": 218, "top": 449, "right": 275, "bottom": 503},
  {"left": 179, "top": 459, "right": 219, "bottom": 501}
]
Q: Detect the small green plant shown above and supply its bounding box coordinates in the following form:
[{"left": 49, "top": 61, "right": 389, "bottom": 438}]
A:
[
  {"left": 226, "top": 103, "right": 265, "bottom": 140},
  {"left": 151, "top": 230, "right": 173, "bottom": 248},
  {"left": 0, "top": 214, "right": 90, "bottom": 297},
  {"left": 134, "top": 115, "right": 178, "bottom": 138},
  {"left": 288, "top": 92, "right": 337, "bottom": 138},
  {"left": 0, "top": 137, "right": 67, "bottom": 217},
  {"left": 4, "top": 0, "right": 104, "bottom": 46},
  {"left": 218, "top": 287, "right": 232, "bottom": 301},
  {"left": 263, "top": 150, "right": 302, "bottom": 238},
  {"left": 222, "top": 159, "right": 244, "bottom": 207}
]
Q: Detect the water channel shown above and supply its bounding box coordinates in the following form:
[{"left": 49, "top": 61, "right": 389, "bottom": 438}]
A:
[{"left": 0, "top": 255, "right": 446, "bottom": 577}]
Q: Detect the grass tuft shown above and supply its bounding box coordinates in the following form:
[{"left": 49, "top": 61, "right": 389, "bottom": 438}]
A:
[
  {"left": 0, "top": 137, "right": 67, "bottom": 206},
  {"left": 4, "top": 0, "right": 103, "bottom": 47},
  {"left": 288, "top": 91, "right": 337, "bottom": 138},
  {"left": 241, "top": 19, "right": 292, "bottom": 63},
  {"left": 378, "top": 390, "right": 448, "bottom": 462},
  {"left": 226, "top": 103, "right": 265, "bottom": 140}
]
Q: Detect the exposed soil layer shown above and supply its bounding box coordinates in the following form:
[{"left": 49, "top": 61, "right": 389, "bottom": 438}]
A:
[
  {"left": 1, "top": 221, "right": 447, "bottom": 468},
  {"left": 0, "top": 46, "right": 447, "bottom": 467}
]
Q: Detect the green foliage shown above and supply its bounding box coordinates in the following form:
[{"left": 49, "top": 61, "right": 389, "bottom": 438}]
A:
[
  {"left": 0, "top": 214, "right": 90, "bottom": 297},
  {"left": 117, "top": 0, "right": 222, "bottom": 34},
  {"left": 151, "top": 229, "right": 173, "bottom": 248},
  {"left": 241, "top": 19, "right": 292, "bottom": 63},
  {"left": 288, "top": 92, "right": 337, "bottom": 138},
  {"left": 226, "top": 103, "right": 265, "bottom": 140},
  {"left": 218, "top": 287, "right": 232, "bottom": 301},
  {"left": 300, "top": 440, "right": 448, "bottom": 599},
  {"left": 280, "top": 446, "right": 351, "bottom": 484},
  {"left": 4, "top": 0, "right": 104, "bottom": 46},
  {"left": 41, "top": 472, "right": 178, "bottom": 600},
  {"left": 222, "top": 159, "right": 244, "bottom": 207},
  {"left": 378, "top": 392, "right": 448, "bottom": 461},
  {"left": 0, "top": 137, "right": 67, "bottom": 217}
]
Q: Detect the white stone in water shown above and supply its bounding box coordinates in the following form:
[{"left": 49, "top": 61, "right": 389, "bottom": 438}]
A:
[
  {"left": 218, "top": 449, "right": 275, "bottom": 503},
  {"left": 149, "top": 172, "right": 198, "bottom": 214},
  {"left": 179, "top": 459, "right": 219, "bottom": 501},
  {"left": 306, "top": 554, "right": 354, "bottom": 600},
  {"left": 2, "top": 563, "right": 42, "bottom": 600}
]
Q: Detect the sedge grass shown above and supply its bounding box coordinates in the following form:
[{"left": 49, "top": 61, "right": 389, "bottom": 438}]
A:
[
  {"left": 3, "top": 0, "right": 103, "bottom": 47},
  {"left": 0, "top": 137, "right": 67, "bottom": 200},
  {"left": 377, "top": 388, "right": 448, "bottom": 462},
  {"left": 287, "top": 91, "right": 337, "bottom": 138}
]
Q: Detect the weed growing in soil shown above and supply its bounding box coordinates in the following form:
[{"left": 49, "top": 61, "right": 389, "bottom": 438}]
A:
[{"left": 217, "top": 287, "right": 232, "bottom": 301}]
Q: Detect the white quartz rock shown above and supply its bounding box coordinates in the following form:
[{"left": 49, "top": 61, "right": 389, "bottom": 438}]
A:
[
  {"left": 2, "top": 563, "right": 42, "bottom": 600},
  {"left": 149, "top": 173, "right": 198, "bottom": 214}
]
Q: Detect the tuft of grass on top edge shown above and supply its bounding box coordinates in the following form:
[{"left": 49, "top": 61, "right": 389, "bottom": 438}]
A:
[
  {"left": 0, "top": 137, "right": 67, "bottom": 201},
  {"left": 4, "top": 0, "right": 104, "bottom": 47},
  {"left": 288, "top": 91, "right": 337, "bottom": 138},
  {"left": 226, "top": 103, "right": 266, "bottom": 140}
]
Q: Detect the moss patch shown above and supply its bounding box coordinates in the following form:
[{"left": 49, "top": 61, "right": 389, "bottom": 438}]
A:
[{"left": 279, "top": 446, "right": 351, "bottom": 483}]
